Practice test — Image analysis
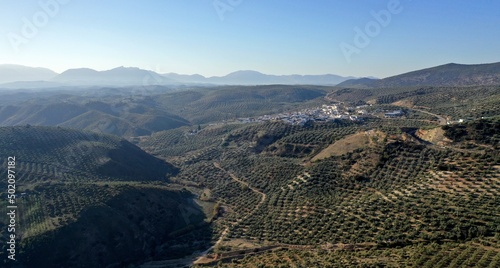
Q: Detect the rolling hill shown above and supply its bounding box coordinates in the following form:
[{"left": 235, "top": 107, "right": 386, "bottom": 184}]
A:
[
  {"left": 17, "top": 186, "right": 209, "bottom": 268},
  {"left": 0, "top": 126, "right": 215, "bottom": 267},
  {"left": 0, "top": 85, "right": 330, "bottom": 135},
  {"left": 338, "top": 62, "right": 500, "bottom": 88},
  {"left": 335, "top": 77, "right": 379, "bottom": 88},
  {"left": 0, "top": 126, "right": 178, "bottom": 182},
  {"left": 0, "top": 99, "right": 191, "bottom": 137},
  {"left": 0, "top": 126, "right": 212, "bottom": 267},
  {"left": 150, "top": 85, "right": 329, "bottom": 124}
]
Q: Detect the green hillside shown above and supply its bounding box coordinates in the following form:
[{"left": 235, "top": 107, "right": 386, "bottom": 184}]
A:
[
  {"left": 0, "top": 103, "right": 88, "bottom": 126},
  {"left": 17, "top": 186, "right": 209, "bottom": 268},
  {"left": 206, "top": 238, "right": 500, "bottom": 267},
  {"left": 0, "top": 126, "right": 177, "bottom": 183},
  {"left": 0, "top": 126, "right": 212, "bottom": 267},
  {"left": 0, "top": 100, "right": 191, "bottom": 137},
  {"left": 0, "top": 85, "right": 328, "bottom": 136},
  {"left": 140, "top": 116, "right": 499, "bottom": 267},
  {"left": 337, "top": 62, "right": 500, "bottom": 88},
  {"left": 328, "top": 85, "right": 500, "bottom": 121},
  {"left": 0, "top": 82, "right": 498, "bottom": 267},
  {"left": 58, "top": 110, "right": 151, "bottom": 136},
  {"left": 149, "top": 85, "right": 329, "bottom": 124}
]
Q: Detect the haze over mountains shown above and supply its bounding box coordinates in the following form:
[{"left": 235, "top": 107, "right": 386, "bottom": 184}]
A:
[
  {"left": 0, "top": 65, "right": 58, "bottom": 84},
  {"left": 0, "top": 65, "right": 356, "bottom": 88},
  {"left": 2, "top": 62, "right": 500, "bottom": 89}
]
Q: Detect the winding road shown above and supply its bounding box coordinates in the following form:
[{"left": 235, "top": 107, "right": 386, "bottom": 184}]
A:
[
  {"left": 213, "top": 162, "right": 267, "bottom": 210},
  {"left": 193, "top": 163, "right": 267, "bottom": 264},
  {"left": 412, "top": 108, "right": 448, "bottom": 126}
]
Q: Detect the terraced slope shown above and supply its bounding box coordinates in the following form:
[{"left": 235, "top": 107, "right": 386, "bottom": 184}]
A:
[{"left": 141, "top": 118, "right": 499, "bottom": 267}]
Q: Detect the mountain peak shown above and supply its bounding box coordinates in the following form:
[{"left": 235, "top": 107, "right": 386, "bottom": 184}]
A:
[
  {"left": 51, "top": 66, "right": 175, "bottom": 86},
  {"left": 61, "top": 68, "right": 99, "bottom": 73},
  {"left": 231, "top": 70, "right": 265, "bottom": 74},
  {"left": 110, "top": 66, "right": 141, "bottom": 71},
  {"left": 0, "top": 64, "right": 58, "bottom": 84}
]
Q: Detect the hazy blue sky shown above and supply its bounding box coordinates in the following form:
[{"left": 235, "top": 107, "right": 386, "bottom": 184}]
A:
[{"left": 1, "top": 0, "right": 499, "bottom": 78}]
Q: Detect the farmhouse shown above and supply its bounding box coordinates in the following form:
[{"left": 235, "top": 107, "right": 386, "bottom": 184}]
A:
[{"left": 384, "top": 110, "right": 404, "bottom": 118}]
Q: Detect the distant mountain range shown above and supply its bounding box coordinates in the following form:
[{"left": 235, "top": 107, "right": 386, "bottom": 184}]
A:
[
  {"left": 2, "top": 62, "right": 500, "bottom": 89},
  {"left": 53, "top": 66, "right": 176, "bottom": 87},
  {"left": 337, "top": 62, "right": 500, "bottom": 88},
  {"left": 0, "top": 65, "right": 356, "bottom": 88},
  {"left": 198, "top": 70, "right": 355, "bottom": 85}
]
